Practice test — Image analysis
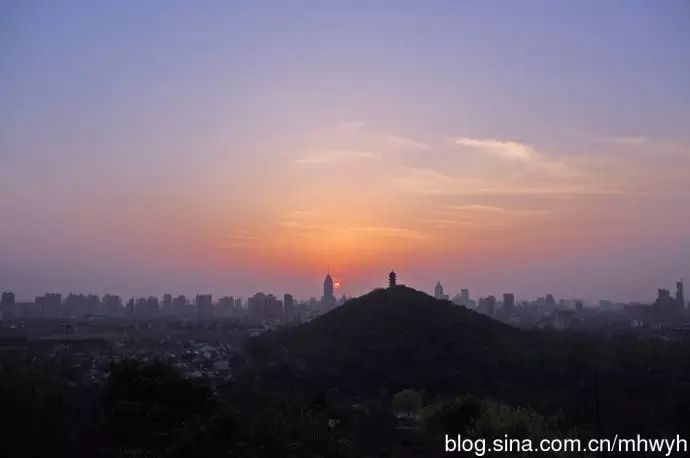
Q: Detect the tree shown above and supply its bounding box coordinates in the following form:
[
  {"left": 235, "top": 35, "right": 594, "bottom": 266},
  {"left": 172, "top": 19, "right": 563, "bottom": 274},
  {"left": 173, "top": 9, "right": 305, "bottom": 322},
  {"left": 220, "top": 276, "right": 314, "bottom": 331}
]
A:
[
  {"left": 423, "top": 395, "right": 482, "bottom": 434},
  {"left": 392, "top": 389, "right": 423, "bottom": 418},
  {"left": 103, "top": 359, "right": 215, "bottom": 455}
]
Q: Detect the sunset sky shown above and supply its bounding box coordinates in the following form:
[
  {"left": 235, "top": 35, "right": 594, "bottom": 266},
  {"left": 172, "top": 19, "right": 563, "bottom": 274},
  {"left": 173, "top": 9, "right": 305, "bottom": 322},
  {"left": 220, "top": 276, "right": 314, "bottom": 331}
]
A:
[{"left": 1, "top": 1, "right": 689, "bottom": 302}]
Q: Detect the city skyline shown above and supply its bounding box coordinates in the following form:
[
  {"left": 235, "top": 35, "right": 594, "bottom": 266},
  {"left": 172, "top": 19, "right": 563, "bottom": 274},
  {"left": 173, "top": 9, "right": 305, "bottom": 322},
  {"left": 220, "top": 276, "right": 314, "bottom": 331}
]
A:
[
  {"left": 2, "top": 1, "right": 690, "bottom": 302},
  {"left": 2, "top": 272, "right": 687, "bottom": 308}
]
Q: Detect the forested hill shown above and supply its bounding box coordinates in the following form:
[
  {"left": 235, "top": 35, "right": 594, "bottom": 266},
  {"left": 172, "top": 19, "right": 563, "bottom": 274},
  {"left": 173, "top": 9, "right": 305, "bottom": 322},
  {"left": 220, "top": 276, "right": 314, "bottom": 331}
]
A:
[{"left": 249, "top": 285, "right": 690, "bottom": 434}]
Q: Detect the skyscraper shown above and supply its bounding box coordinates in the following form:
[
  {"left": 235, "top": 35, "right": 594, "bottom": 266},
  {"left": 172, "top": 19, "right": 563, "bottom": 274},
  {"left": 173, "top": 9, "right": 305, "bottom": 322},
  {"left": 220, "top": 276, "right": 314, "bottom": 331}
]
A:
[
  {"left": 545, "top": 294, "right": 556, "bottom": 308},
  {"left": 218, "top": 296, "right": 235, "bottom": 317},
  {"left": 575, "top": 299, "right": 583, "bottom": 312},
  {"left": 503, "top": 293, "right": 515, "bottom": 311},
  {"left": 676, "top": 281, "right": 685, "bottom": 310},
  {"left": 322, "top": 273, "right": 336, "bottom": 311},
  {"left": 173, "top": 295, "right": 187, "bottom": 316},
  {"left": 1, "top": 291, "right": 15, "bottom": 309},
  {"left": 102, "top": 294, "right": 122, "bottom": 316},
  {"left": 434, "top": 281, "right": 448, "bottom": 300},
  {"left": 162, "top": 294, "right": 173, "bottom": 313},
  {"left": 248, "top": 292, "right": 282, "bottom": 322},
  {"left": 284, "top": 293, "right": 295, "bottom": 321},
  {"left": 36, "top": 293, "right": 61, "bottom": 318},
  {"left": 1, "top": 291, "right": 15, "bottom": 320},
  {"left": 196, "top": 294, "right": 213, "bottom": 321},
  {"left": 479, "top": 296, "right": 496, "bottom": 317},
  {"left": 460, "top": 288, "right": 470, "bottom": 306}
]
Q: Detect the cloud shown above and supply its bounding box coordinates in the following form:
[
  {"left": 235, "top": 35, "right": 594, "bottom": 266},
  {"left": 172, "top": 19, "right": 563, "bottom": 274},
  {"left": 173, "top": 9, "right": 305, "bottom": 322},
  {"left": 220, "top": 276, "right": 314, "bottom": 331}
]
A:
[
  {"left": 279, "top": 220, "right": 328, "bottom": 230},
  {"left": 446, "top": 204, "right": 508, "bottom": 213},
  {"left": 334, "top": 121, "right": 365, "bottom": 134},
  {"left": 230, "top": 230, "right": 259, "bottom": 240},
  {"left": 445, "top": 204, "right": 550, "bottom": 216},
  {"left": 295, "top": 149, "right": 379, "bottom": 164},
  {"left": 389, "top": 164, "right": 620, "bottom": 197},
  {"left": 451, "top": 136, "right": 587, "bottom": 182},
  {"left": 220, "top": 230, "right": 260, "bottom": 248},
  {"left": 453, "top": 137, "right": 537, "bottom": 160},
  {"left": 419, "top": 218, "right": 473, "bottom": 228},
  {"left": 388, "top": 166, "right": 458, "bottom": 195},
  {"left": 381, "top": 135, "right": 430, "bottom": 151},
  {"left": 350, "top": 226, "right": 433, "bottom": 240},
  {"left": 601, "top": 136, "right": 647, "bottom": 145}
]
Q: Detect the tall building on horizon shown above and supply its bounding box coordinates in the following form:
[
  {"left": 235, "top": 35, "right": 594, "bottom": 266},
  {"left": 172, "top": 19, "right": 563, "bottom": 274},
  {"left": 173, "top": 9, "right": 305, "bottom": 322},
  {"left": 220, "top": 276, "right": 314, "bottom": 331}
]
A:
[
  {"left": 434, "top": 281, "right": 448, "bottom": 300},
  {"left": 460, "top": 288, "right": 470, "bottom": 305},
  {"left": 195, "top": 294, "right": 213, "bottom": 321},
  {"left": 1, "top": 291, "right": 15, "bottom": 320},
  {"left": 479, "top": 295, "right": 496, "bottom": 317},
  {"left": 284, "top": 293, "right": 295, "bottom": 321},
  {"left": 503, "top": 293, "right": 515, "bottom": 311},
  {"left": 1, "top": 291, "right": 15, "bottom": 309},
  {"left": 173, "top": 295, "right": 187, "bottom": 316},
  {"left": 162, "top": 294, "right": 173, "bottom": 313},
  {"left": 676, "top": 281, "right": 685, "bottom": 310},
  {"left": 36, "top": 293, "right": 61, "bottom": 319},
  {"left": 321, "top": 273, "right": 336, "bottom": 311}
]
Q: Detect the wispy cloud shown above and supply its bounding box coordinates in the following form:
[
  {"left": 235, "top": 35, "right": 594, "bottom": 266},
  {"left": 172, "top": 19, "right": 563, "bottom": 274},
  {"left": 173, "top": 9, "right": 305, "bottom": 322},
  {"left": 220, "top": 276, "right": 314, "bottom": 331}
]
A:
[
  {"left": 388, "top": 166, "right": 458, "bottom": 195},
  {"left": 419, "top": 218, "right": 473, "bottom": 228},
  {"left": 389, "top": 164, "right": 619, "bottom": 197},
  {"left": 295, "top": 149, "right": 379, "bottom": 164},
  {"left": 350, "top": 226, "right": 433, "bottom": 240},
  {"left": 445, "top": 204, "right": 550, "bottom": 216},
  {"left": 279, "top": 220, "right": 328, "bottom": 230},
  {"left": 334, "top": 121, "right": 365, "bottom": 134},
  {"left": 446, "top": 204, "right": 508, "bottom": 213},
  {"left": 381, "top": 135, "right": 430, "bottom": 151},
  {"left": 293, "top": 210, "right": 315, "bottom": 217},
  {"left": 221, "top": 230, "right": 260, "bottom": 248},
  {"left": 453, "top": 137, "right": 537, "bottom": 160},
  {"left": 601, "top": 136, "right": 647, "bottom": 145}
]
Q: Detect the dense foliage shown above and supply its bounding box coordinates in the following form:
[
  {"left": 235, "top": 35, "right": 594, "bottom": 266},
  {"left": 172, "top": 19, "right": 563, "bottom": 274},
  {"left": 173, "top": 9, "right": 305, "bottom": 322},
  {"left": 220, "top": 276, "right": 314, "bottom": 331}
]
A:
[
  {"left": 250, "top": 286, "right": 690, "bottom": 436},
  {"left": 2, "top": 286, "right": 689, "bottom": 456}
]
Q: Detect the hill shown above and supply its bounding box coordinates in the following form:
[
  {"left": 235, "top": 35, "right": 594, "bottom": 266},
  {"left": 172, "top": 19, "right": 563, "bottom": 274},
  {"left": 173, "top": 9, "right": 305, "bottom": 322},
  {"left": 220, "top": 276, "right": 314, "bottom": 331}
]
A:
[{"left": 248, "top": 286, "right": 690, "bottom": 434}]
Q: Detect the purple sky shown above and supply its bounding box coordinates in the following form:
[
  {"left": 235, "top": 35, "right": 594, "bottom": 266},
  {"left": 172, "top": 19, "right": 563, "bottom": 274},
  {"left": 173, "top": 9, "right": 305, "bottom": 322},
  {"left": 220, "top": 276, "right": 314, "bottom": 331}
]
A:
[{"left": 1, "top": 1, "right": 689, "bottom": 302}]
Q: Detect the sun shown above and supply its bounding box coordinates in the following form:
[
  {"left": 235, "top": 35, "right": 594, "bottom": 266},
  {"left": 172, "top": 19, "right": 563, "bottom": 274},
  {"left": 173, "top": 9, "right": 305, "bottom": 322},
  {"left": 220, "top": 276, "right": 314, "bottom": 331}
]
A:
[{"left": 334, "top": 280, "right": 341, "bottom": 289}]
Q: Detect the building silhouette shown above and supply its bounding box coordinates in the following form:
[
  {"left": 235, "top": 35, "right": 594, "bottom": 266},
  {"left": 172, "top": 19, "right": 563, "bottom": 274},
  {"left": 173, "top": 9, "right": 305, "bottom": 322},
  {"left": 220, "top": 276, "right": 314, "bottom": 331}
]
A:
[
  {"left": 217, "top": 296, "right": 235, "bottom": 317},
  {"left": 545, "top": 294, "right": 556, "bottom": 308},
  {"left": 36, "top": 293, "right": 61, "bottom": 318},
  {"left": 102, "top": 294, "right": 122, "bottom": 316},
  {"left": 676, "top": 281, "right": 685, "bottom": 309},
  {"left": 162, "top": 294, "right": 173, "bottom": 313},
  {"left": 173, "top": 295, "right": 187, "bottom": 316},
  {"left": 284, "top": 293, "right": 295, "bottom": 321},
  {"left": 321, "top": 273, "right": 336, "bottom": 311},
  {"left": 195, "top": 294, "right": 213, "bottom": 321},
  {"left": 503, "top": 293, "right": 515, "bottom": 311},
  {"left": 249, "top": 292, "right": 282, "bottom": 322},
  {"left": 126, "top": 298, "right": 135, "bottom": 317},
  {"left": 1, "top": 291, "right": 15, "bottom": 320},
  {"left": 479, "top": 296, "right": 496, "bottom": 317},
  {"left": 434, "top": 281, "right": 448, "bottom": 300},
  {"left": 389, "top": 271, "right": 397, "bottom": 288}
]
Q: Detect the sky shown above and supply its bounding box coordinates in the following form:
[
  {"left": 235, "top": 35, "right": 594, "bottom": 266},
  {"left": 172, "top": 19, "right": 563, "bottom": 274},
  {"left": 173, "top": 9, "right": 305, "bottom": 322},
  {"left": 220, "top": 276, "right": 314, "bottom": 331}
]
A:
[{"left": 1, "top": 1, "right": 689, "bottom": 303}]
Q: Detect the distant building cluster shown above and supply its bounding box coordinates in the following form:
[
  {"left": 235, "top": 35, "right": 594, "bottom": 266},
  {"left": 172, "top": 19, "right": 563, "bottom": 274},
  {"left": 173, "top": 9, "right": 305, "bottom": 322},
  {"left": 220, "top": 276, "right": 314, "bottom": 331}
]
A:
[
  {"left": 0, "top": 272, "right": 352, "bottom": 326},
  {"left": 2, "top": 274, "right": 688, "bottom": 340},
  {"left": 429, "top": 278, "right": 689, "bottom": 337}
]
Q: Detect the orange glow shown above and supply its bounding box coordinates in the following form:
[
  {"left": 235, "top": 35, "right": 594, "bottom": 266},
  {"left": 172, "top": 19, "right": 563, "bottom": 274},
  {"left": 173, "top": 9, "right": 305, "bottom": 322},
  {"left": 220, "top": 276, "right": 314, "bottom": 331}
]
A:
[{"left": 334, "top": 281, "right": 341, "bottom": 288}]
